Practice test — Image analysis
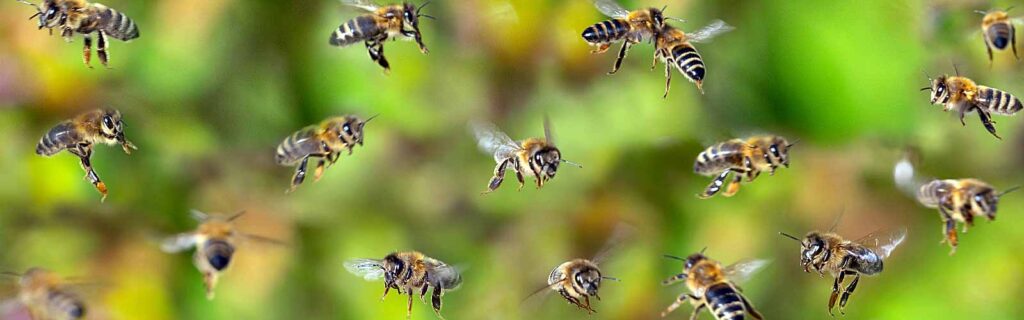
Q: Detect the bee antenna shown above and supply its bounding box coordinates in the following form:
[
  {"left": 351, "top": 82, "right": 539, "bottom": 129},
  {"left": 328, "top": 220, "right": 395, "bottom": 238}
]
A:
[
  {"left": 999, "top": 186, "right": 1022, "bottom": 197},
  {"left": 417, "top": 1, "right": 430, "bottom": 12},
  {"left": 828, "top": 207, "right": 845, "bottom": 232},
  {"left": 663, "top": 254, "right": 686, "bottom": 261},
  {"left": 779, "top": 232, "right": 801, "bottom": 242},
  {"left": 920, "top": 87, "right": 932, "bottom": 91},
  {"left": 560, "top": 159, "right": 583, "bottom": 168},
  {"left": 1007, "top": 6, "right": 1015, "bottom": 13},
  {"left": 419, "top": 14, "right": 436, "bottom": 20},
  {"left": 227, "top": 210, "right": 247, "bottom": 222},
  {"left": 786, "top": 139, "right": 800, "bottom": 148},
  {"left": 699, "top": 246, "right": 707, "bottom": 254},
  {"left": 668, "top": 17, "right": 687, "bottom": 23},
  {"left": 364, "top": 114, "right": 380, "bottom": 124},
  {"left": 0, "top": 271, "right": 21, "bottom": 278},
  {"left": 601, "top": 276, "right": 621, "bottom": 282},
  {"left": 952, "top": 62, "right": 961, "bottom": 76}
]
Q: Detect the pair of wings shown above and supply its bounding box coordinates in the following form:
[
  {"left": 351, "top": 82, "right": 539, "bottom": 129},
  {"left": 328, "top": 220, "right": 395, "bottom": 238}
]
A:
[
  {"left": 343, "top": 258, "right": 463, "bottom": 290},
  {"left": 854, "top": 227, "right": 908, "bottom": 260},
  {"left": 341, "top": 0, "right": 383, "bottom": 12},
  {"left": 593, "top": 0, "right": 734, "bottom": 44},
  {"left": 469, "top": 118, "right": 555, "bottom": 160},
  {"left": 718, "top": 258, "right": 771, "bottom": 284},
  {"left": 160, "top": 210, "right": 286, "bottom": 253}
]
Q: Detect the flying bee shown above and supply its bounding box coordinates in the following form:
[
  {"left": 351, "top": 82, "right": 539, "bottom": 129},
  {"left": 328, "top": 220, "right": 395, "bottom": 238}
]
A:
[
  {"left": 976, "top": 8, "right": 1019, "bottom": 65},
  {"left": 653, "top": 20, "right": 734, "bottom": 97},
  {"left": 694, "top": 135, "right": 794, "bottom": 199},
  {"left": 470, "top": 117, "right": 581, "bottom": 193},
  {"left": 2, "top": 268, "right": 87, "bottom": 320},
  {"left": 330, "top": 0, "right": 434, "bottom": 73},
  {"left": 16, "top": 0, "right": 140, "bottom": 68},
  {"left": 581, "top": 0, "right": 683, "bottom": 74},
  {"left": 660, "top": 250, "right": 768, "bottom": 320},
  {"left": 780, "top": 216, "right": 906, "bottom": 316},
  {"left": 922, "top": 69, "right": 1023, "bottom": 139},
  {"left": 161, "top": 210, "right": 286, "bottom": 300},
  {"left": 345, "top": 251, "right": 462, "bottom": 319},
  {"left": 275, "top": 114, "right": 376, "bottom": 193},
  {"left": 535, "top": 258, "right": 621, "bottom": 314},
  {"left": 917, "top": 179, "right": 1018, "bottom": 255},
  {"left": 35, "top": 108, "right": 137, "bottom": 202}
]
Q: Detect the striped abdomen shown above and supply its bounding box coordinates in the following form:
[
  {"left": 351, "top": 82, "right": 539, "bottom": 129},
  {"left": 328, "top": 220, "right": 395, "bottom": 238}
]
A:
[
  {"left": 330, "top": 15, "right": 381, "bottom": 46},
  {"left": 987, "top": 22, "right": 1014, "bottom": 50},
  {"left": 35, "top": 121, "right": 80, "bottom": 156},
  {"left": 94, "top": 4, "right": 140, "bottom": 40},
  {"left": 275, "top": 126, "right": 322, "bottom": 165},
  {"left": 917, "top": 180, "right": 951, "bottom": 208},
  {"left": 46, "top": 290, "right": 86, "bottom": 319},
  {"left": 671, "top": 44, "right": 706, "bottom": 83},
  {"left": 581, "top": 19, "right": 631, "bottom": 44},
  {"left": 704, "top": 283, "right": 754, "bottom": 320},
  {"left": 694, "top": 140, "right": 745, "bottom": 175},
  {"left": 974, "top": 86, "right": 1023, "bottom": 115}
]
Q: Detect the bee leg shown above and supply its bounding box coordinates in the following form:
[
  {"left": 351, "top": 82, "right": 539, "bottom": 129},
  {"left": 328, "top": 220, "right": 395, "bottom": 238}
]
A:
[
  {"left": 723, "top": 172, "right": 743, "bottom": 197},
  {"left": 313, "top": 157, "right": 327, "bottom": 183},
  {"left": 483, "top": 159, "right": 510, "bottom": 194},
  {"left": 743, "top": 296, "right": 765, "bottom": 320},
  {"left": 661, "top": 273, "right": 686, "bottom": 285},
  {"left": 82, "top": 34, "right": 93, "bottom": 68},
  {"left": 662, "top": 58, "right": 673, "bottom": 99},
  {"left": 1013, "top": 27, "right": 1020, "bottom": 60},
  {"left": 828, "top": 271, "right": 846, "bottom": 316},
  {"left": 583, "top": 295, "right": 594, "bottom": 314},
  {"left": 939, "top": 204, "right": 959, "bottom": 254},
  {"left": 962, "top": 206, "right": 974, "bottom": 233},
  {"left": 97, "top": 31, "right": 109, "bottom": 68},
  {"left": 608, "top": 40, "right": 633, "bottom": 75},
  {"left": 406, "top": 290, "right": 414, "bottom": 319},
  {"left": 287, "top": 156, "right": 310, "bottom": 193},
  {"left": 977, "top": 109, "right": 1002, "bottom": 139},
  {"left": 366, "top": 40, "right": 391, "bottom": 73},
  {"left": 985, "top": 37, "right": 994, "bottom": 67},
  {"left": 514, "top": 165, "right": 526, "bottom": 192},
  {"left": 71, "top": 144, "right": 107, "bottom": 201},
  {"left": 659, "top": 293, "right": 688, "bottom": 317},
  {"left": 381, "top": 282, "right": 393, "bottom": 301},
  {"left": 590, "top": 43, "right": 611, "bottom": 54},
  {"left": 687, "top": 303, "right": 705, "bottom": 320},
  {"left": 431, "top": 285, "right": 444, "bottom": 315},
  {"left": 837, "top": 272, "right": 860, "bottom": 314},
  {"left": 651, "top": 49, "right": 660, "bottom": 70},
  {"left": 203, "top": 271, "right": 218, "bottom": 300},
  {"left": 958, "top": 106, "right": 967, "bottom": 126},
  {"left": 698, "top": 171, "right": 730, "bottom": 199}
]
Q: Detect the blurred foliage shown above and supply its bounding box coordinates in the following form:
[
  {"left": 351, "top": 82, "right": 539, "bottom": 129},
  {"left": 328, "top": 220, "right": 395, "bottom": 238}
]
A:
[{"left": 1, "top": 0, "right": 1024, "bottom": 319}]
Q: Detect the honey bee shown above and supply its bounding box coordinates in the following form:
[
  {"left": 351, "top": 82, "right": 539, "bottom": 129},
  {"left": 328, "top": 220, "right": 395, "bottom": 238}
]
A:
[
  {"left": 470, "top": 117, "right": 581, "bottom": 193},
  {"left": 693, "top": 135, "right": 793, "bottom": 199},
  {"left": 275, "top": 114, "right": 376, "bottom": 193},
  {"left": 653, "top": 20, "right": 734, "bottom": 97},
  {"left": 17, "top": 0, "right": 140, "bottom": 68},
  {"left": 536, "top": 258, "right": 620, "bottom": 314},
  {"left": 330, "top": 0, "right": 434, "bottom": 73},
  {"left": 161, "top": 210, "right": 285, "bottom": 300},
  {"left": 345, "top": 251, "right": 462, "bottom": 319},
  {"left": 35, "top": 108, "right": 137, "bottom": 202},
  {"left": 660, "top": 251, "right": 767, "bottom": 320},
  {"left": 780, "top": 220, "right": 906, "bottom": 316},
  {"left": 581, "top": 0, "right": 681, "bottom": 74},
  {"left": 2, "top": 268, "right": 87, "bottom": 320},
  {"left": 922, "top": 70, "right": 1023, "bottom": 139},
  {"left": 917, "top": 179, "right": 1018, "bottom": 254},
  {"left": 976, "top": 8, "right": 1019, "bottom": 65}
]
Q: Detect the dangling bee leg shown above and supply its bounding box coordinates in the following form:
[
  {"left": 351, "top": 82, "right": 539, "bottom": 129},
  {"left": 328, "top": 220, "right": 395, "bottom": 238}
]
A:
[
  {"left": 1012, "top": 27, "right": 1020, "bottom": 60},
  {"left": 723, "top": 170, "right": 744, "bottom": 197},
  {"left": 661, "top": 273, "right": 687, "bottom": 285},
  {"left": 406, "top": 290, "right": 414, "bottom": 319},
  {"left": 70, "top": 144, "right": 107, "bottom": 201},
  {"left": 380, "top": 281, "right": 393, "bottom": 301},
  {"left": 838, "top": 272, "right": 861, "bottom": 314},
  {"left": 828, "top": 271, "right": 847, "bottom": 316},
  {"left": 608, "top": 40, "right": 633, "bottom": 75},
  {"left": 962, "top": 205, "right": 974, "bottom": 233},
  {"left": 431, "top": 285, "right": 445, "bottom": 319},
  {"left": 958, "top": 105, "right": 968, "bottom": 126},
  {"left": 287, "top": 156, "right": 310, "bottom": 193},
  {"left": 743, "top": 296, "right": 765, "bottom": 320},
  {"left": 203, "top": 271, "right": 218, "bottom": 300},
  {"left": 662, "top": 58, "right": 673, "bottom": 99},
  {"left": 590, "top": 42, "right": 611, "bottom": 54},
  {"left": 659, "top": 293, "right": 689, "bottom": 317},
  {"left": 985, "top": 37, "right": 994, "bottom": 67},
  {"left": 483, "top": 158, "right": 510, "bottom": 194},
  {"left": 402, "top": 30, "right": 429, "bottom": 54},
  {"left": 365, "top": 39, "right": 390, "bottom": 73},
  {"left": 976, "top": 108, "right": 1002, "bottom": 139},
  {"left": 699, "top": 171, "right": 730, "bottom": 199},
  {"left": 651, "top": 49, "right": 661, "bottom": 70},
  {"left": 514, "top": 164, "right": 526, "bottom": 192},
  {"left": 97, "top": 31, "right": 110, "bottom": 68},
  {"left": 583, "top": 296, "right": 595, "bottom": 314},
  {"left": 82, "top": 34, "right": 93, "bottom": 68},
  {"left": 939, "top": 204, "right": 958, "bottom": 255},
  {"left": 313, "top": 156, "right": 328, "bottom": 183}
]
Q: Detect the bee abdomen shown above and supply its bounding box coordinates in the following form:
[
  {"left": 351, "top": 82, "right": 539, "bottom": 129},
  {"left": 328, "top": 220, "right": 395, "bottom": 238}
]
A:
[
  {"left": 581, "top": 19, "right": 630, "bottom": 44},
  {"left": 694, "top": 141, "right": 743, "bottom": 174},
  {"left": 672, "top": 44, "right": 706, "bottom": 82},
  {"left": 36, "top": 122, "right": 76, "bottom": 156},
  {"left": 988, "top": 23, "right": 1013, "bottom": 49},
  {"left": 976, "top": 87, "right": 1023, "bottom": 115},
  {"left": 917, "top": 180, "right": 948, "bottom": 208},
  {"left": 96, "top": 6, "right": 139, "bottom": 40},
  {"left": 48, "top": 291, "right": 85, "bottom": 319},
  {"left": 330, "top": 15, "right": 379, "bottom": 46},
  {"left": 705, "top": 283, "right": 748, "bottom": 320}
]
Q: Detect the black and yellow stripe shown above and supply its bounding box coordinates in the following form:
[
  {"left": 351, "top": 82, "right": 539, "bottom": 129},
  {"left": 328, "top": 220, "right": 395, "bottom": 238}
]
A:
[
  {"left": 35, "top": 121, "right": 77, "bottom": 156},
  {"left": 694, "top": 140, "right": 744, "bottom": 175},
  {"left": 275, "top": 126, "right": 321, "bottom": 165},
  {"left": 672, "top": 44, "right": 706, "bottom": 83},
  {"left": 47, "top": 290, "right": 86, "bottom": 319},
  {"left": 975, "top": 86, "right": 1023, "bottom": 115},
  {"left": 704, "top": 283, "right": 756, "bottom": 320},
  {"left": 581, "top": 19, "right": 630, "bottom": 44},
  {"left": 987, "top": 22, "right": 1013, "bottom": 50},
  {"left": 330, "top": 15, "right": 379, "bottom": 47},
  {"left": 95, "top": 5, "right": 139, "bottom": 41}
]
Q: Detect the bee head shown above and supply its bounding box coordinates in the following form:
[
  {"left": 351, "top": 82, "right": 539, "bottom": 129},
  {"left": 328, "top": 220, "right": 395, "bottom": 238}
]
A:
[
  {"left": 382, "top": 254, "right": 406, "bottom": 286},
  {"left": 765, "top": 136, "right": 792, "bottom": 168},
  {"left": 402, "top": 2, "right": 433, "bottom": 33},
  {"left": 23, "top": 0, "right": 62, "bottom": 29},
  {"left": 649, "top": 7, "right": 666, "bottom": 30},
  {"left": 67, "top": 300, "right": 86, "bottom": 319},
  {"left": 926, "top": 75, "right": 950, "bottom": 105},
  {"left": 532, "top": 146, "right": 562, "bottom": 179},
  {"left": 681, "top": 252, "right": 708, "bottom": 273},
  {"left": 797, "top": 232, "right": 827, "bottom": 272},
  {"left": 971, "top": 187, "right": 1002, "bottom": 221},
  {"left": 572, "top": 264, "right": 602, "bottom": 297},
  {"left": 203, "top": 240, "right": 235, "bottom": 271}
]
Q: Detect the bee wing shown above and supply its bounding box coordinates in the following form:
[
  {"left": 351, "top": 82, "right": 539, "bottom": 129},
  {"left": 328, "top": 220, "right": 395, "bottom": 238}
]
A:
[
  {"left": 469, "top": 121, "right": 521, "bottom": 161},
  {"left": 241, "top": 233, "right": 288, "bottom": 246},
  {"left": 340, "top": 0, "right": 380, "bottom": 11},
  {"left": 855, "top": 227, "right": 908, "bottom": 260},
  {"left": 593, "top": 0, "right": 630, "bottom": 18},
  {"left": 686, "top": 20, "right": 735, "bottom": 43},
  {"left": 160, "top": 232, "right": 198, "bottom": 253},
  {"left": 722, "top": 259, "right": 770, "bottom": 284},
  {"left": 591, "top": 224, "right": 636, "bottom": 266},
  {"left": 426, "top": 262, "right": 463, "bottom": 291},
  {"left": 344, "top": 258, "right": 385, "bottom": 281},
  {"left": 543, "top": 115, "right": 555, "bottom": 146}
]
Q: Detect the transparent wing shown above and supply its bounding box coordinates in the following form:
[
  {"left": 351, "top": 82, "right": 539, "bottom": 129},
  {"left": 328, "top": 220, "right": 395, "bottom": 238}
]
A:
[
  {"left": 469, "top": 121, "right": 521, "bottom": 161},
  {"left": 593, "top": 0, "right": 630, "bottom": 18},
  {"left": 241, "top": 233, "right": 288, "bottom": 246},
  {"left": 160, "top": 233, "right": 197, "bottom": 253},
  {"left": 543, "top": 115, "right": 555, "bottom": 146},
  {"left": 723, "top": 259, "right": 769, "bottom": 284},
  {"left": 344, "top": 258, "right": 385, "bottom": 281},
  {"left": 591, "top": 224, "right": 636, "bottom": 265},
  {"left": 340, "top": 0, "right": 380, "bottom": 11},
  {"left": 856, "top": 227, "right": 907, "bottom": 259},
  {"left": 687, "top": 20, "right": 735, "bottom": 43},
  {"left": 426, "top": 262, "right": 463, "bottom": 291}
]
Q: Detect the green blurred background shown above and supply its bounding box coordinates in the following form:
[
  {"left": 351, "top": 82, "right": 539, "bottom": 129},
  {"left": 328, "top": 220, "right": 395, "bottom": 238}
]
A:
[{"left": 1, "top": 0, "right": 1023, "bottom": 319}]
